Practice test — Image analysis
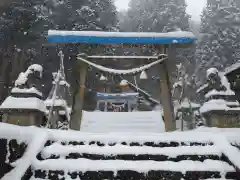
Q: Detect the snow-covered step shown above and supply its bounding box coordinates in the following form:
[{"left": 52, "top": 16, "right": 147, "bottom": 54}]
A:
[
  {"left": 1, "top": 123, "right": 240, "bottom": 180},
  {"left": 46, "top": 130, "right": 216, "bottom": 148},
  {"left": 34, "top": 159, "right": 235, "bottom": 172},
  {"left": 32, "top": 159, "right": 237, "bottom": 180},
  {"left": 35, "top": 142, "right": 240, "bottom": 179},
  {"left": 41, "top": 143, "right": 222, "bottom": 160},
  {"left": 59, "top": 139, "right": 213, "bottom": 147}
]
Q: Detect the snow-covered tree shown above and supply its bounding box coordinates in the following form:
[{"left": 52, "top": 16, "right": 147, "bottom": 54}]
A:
[
  {"left": 195, "top": 3, "right": 240, "bottom": 83},
  {"left": 45, "top": 0, "right": 118, "bottom": 31},
  {"left": 0, "top": 0, "right": 119, "bottom": 109},
  {"left": 122, "top": 0, "right": 189, "bottom": 32},
  {"left": 0, "top": 1, "right": 42, "bottom": 102},
  {"left": 120, "top": 0, "right": 195, "bottom": 92}
]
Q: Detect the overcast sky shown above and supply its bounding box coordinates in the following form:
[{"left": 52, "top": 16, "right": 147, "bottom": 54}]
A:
[{"left": 115, "top": 0, "right": 207, "bottom": 21}]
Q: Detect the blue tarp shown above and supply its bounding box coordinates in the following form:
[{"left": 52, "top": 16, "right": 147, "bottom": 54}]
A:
[{"left": 47, "top": 30, "right": 196, "bottom": 45}]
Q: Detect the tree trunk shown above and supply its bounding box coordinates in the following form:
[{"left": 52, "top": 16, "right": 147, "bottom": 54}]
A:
[{"left": 0, "top": 46, "right": 12, "bottom": 102}]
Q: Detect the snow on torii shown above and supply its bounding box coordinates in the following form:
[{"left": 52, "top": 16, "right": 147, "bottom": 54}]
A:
[
  {"left": 48, "top": 30, "right": 196, "bottom": 44},
  {"left": 47, "top": 30, "right": 197, "bottom": 132}
]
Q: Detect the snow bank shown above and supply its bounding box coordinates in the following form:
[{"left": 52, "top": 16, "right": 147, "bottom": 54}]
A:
[
  {"left": 2, "top": 130, "right": 48, "bottom": 180},
  {"left": 0, "top": 97, "right": 47, "bottom": 112},
  {"left": 0, "top": 123, "right": 48, "bottom": 180},
  {"left": 214, "top": 137, "right": 240, "bottom": 170},
  {"left": 1, "top": 123, "right": 239, "bottom": 146},
  {"left": 0, "top": 123, "right": 37, "bottom": 142}
]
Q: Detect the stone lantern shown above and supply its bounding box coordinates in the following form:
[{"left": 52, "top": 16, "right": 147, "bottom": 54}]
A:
[
  {"left": 0, "top": 64, "right": 47, "bottom": 126},
  {"left": 200, "top": 68, "right": 240, "bottom": 128}
]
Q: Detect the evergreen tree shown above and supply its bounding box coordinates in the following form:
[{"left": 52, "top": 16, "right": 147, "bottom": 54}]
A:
[
  {"left": 45, "top": 0, "right": 118, "bottom": 31},
  {"left": 195, "top": 3, "right": 240, "bottom": 83},
  {"left": 120, "top": 0, "right": 195, "bottom": 101},
  {"left": 123, "top": 0, "right": 189, "bottom": 32},
  {"left": 0, "top": 1, "right": 41, "bottom": 102},
  {"left": 0, "top": 0, "right": 119, "bottom": 105}
]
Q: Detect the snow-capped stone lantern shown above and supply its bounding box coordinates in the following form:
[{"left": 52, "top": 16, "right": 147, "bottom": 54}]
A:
[
  {"left": 0, "top": 64, "right": 47, "bottom": 126},
  {"left": 200, "top": 68, "right": 240, "bottom": 128}
]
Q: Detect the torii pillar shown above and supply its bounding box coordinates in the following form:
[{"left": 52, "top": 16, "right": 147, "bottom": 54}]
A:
[
  {"left": 70, "top": 53, "right": 88, "bottom": 130},
  {"left": 158, "top": 46, "right": 176, "bottom": 131}
]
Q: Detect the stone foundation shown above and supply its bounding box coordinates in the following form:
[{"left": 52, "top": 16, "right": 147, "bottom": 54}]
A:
[
  {"left": 205, "top": 112, "right": 240, "bottom": 128},
  {"left": 2, "top": 113, "right": 45, "bottom": 126}
]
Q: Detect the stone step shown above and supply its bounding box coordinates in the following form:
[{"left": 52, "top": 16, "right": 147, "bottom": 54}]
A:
[
  {"left": 40, "top": 142, "right": 224, "bottom": 162},
  {"left": 32, "top": 158, "right": 238, "bottom": 180}
]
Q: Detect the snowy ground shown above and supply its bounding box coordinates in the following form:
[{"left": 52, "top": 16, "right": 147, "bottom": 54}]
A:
[
  {"left": 1, "top": 122, "right": 240, "bottom": 180},
  {"left": 81, "top": 111, "right": 165, "bottom": 133}
]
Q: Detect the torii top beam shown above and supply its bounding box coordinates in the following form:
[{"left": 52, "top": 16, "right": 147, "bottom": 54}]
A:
[{"left": 47, "top": 30, "right": 196, "bottom": 46}]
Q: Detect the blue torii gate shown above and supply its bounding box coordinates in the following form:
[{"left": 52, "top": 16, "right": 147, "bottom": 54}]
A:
[{"left": 47, "top": 30, "right": 196, "bottom": 132}]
